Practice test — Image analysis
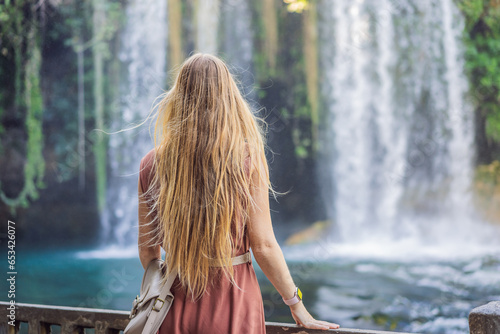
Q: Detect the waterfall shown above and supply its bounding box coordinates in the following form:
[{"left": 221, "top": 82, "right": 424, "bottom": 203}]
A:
[
  {"left": 95, "top": 0, "right": 257, "bottom": 255},
  {"left": 196, "top": 0, "right": 219, "bottom": 54},
  {"left": 99, "top": 0, "right": 167, "bottom": 252},
  {"left": 220, "top": 0, "right": 255, "bottom": 100},
  {"left": 92, "top": 0, "right": 499, "bottom": 258},
  {"left": 318, "top": 0, "right": 498, "bottom": 254}
]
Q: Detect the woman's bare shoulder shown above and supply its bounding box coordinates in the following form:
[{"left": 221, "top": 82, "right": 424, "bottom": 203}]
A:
[
  {"left": 141, "top": 147, "right": 156, "bottom": 165},
  {"left": 139, "top": 148, "right": 157, "bottom": 180}
]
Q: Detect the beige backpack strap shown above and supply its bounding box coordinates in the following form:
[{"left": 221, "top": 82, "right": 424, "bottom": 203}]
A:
[
  {"left": 141, "top": 270, "right": 177, "bottom": 334},
  {"left": 209, "top": 251, "right": 252, "bottom": 267},
  {"left": 231, "top": 251, "right": 252, "bottom": 265}
]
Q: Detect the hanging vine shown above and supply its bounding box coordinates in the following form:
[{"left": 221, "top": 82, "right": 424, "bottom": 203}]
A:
[
  {"left": 91, "top": 0, "right": 124, "bottom": 213},
  {"left": 0, "top": 1, "right": 46, "bottom": 211}
]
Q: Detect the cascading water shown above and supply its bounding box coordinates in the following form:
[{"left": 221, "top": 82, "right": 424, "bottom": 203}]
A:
[
  {"left": 99, "top": 0, "right": 167, "bottom": 254},
  {"left": 317, "top": 0, "right": 499, "bottom": 256},
  {"left": 220, "top": 0, "right": 255, "bottom": 101},
  {"left": 95, "top": 0, "right": 250, "bottom": 255},
  {"left": 295, "top": 3, "right": 500, "bottom": 331},
  {"left": 196, "top": 0, "right": 219, "bottom": 54}
]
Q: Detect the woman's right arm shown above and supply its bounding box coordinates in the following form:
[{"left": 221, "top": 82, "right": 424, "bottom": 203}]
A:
[{"left": 247, "top": 162, "right": 339, "bottom": 330}]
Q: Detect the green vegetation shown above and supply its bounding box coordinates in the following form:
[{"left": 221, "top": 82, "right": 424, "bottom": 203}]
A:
[
  {"left": 458, "top": 0, "right": 500, "bottom": 145},
  {"left": 91, "top": 0, "right": 124, "bottom": 213},
  {"left": 283, "top": 0, "right": 310, "bottom": 13},
  {"left": 371, "top": 313, "right": 402, "bottom": 331},
  {"left": 459, "top": 0, "right": 500, "bottom": 222},
  {"left": 0, "top": 0, "right": 124, "bottom": 211},
  {"left": 0, "top": 1, "right": 46, "bottom": 211},
  {"left": 253, "top": 1, "right": 318, "bottom": 159},
  {"left": 474, "top": 160, "right": 500, "bottom": 223}
]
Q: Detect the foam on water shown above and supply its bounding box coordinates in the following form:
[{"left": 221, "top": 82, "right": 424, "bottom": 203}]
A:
[
  {"left": 283, "top": 233, "right": 500, "bottom": 263},
  {"left": 409, "top": 317, "right": 469, "bottom": 333},
  {"left": 75, "top": 245, "right": 139, "bottom": 259}
]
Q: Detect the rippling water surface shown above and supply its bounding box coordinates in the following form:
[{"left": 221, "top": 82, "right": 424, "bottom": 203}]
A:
[{"left": 4, "top": 243, "right": 499, "bottom": 334}]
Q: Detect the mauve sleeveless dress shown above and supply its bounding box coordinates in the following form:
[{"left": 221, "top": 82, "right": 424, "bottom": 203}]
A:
[{"left": 139, "top": 148, "right": 266, "bottom": 334}]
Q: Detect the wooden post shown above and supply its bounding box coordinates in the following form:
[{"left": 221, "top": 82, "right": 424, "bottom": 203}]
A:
[{"left": 39, "top": 322, "right": 51, "bottom": 334}]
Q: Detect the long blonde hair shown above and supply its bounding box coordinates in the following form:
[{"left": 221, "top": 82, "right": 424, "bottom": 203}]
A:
[{"left": 141, "top": 53, "right": 273, "bottom": 300}]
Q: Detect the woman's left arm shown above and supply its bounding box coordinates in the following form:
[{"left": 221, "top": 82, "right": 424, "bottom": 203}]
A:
[{"left": 138, "top": 180, "right": 161, "bottom": 269}]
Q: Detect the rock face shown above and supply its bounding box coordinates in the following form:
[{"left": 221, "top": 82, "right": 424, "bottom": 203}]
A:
[{"left": 469, "top": 301, "right": 500, "bottom": 334}]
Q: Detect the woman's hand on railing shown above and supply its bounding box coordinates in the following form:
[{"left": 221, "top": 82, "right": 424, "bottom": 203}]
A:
[{"left": 290, "top": 301, "right": 340, "bottom": 330}]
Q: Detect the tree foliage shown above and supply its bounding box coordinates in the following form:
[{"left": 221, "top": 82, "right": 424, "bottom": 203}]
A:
[
  {"left": 0, "top": 1, "right": 46, "bottom": 211},
  {"left": 458, "top": 0, "right": 500, "bottom": 144}
]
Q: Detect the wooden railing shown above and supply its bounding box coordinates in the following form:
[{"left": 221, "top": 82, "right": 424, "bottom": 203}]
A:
[
  {"left": 0, "top": 302, "right": 409, "bottom": 334},
  {"left": 0, "top": 301, "right": 498, "bottom": 334}
]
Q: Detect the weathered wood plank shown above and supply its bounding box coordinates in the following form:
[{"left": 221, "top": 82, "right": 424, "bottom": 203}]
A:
[
  {"left": 0, "top": 303, "right": 128, "bottom": 334},
  {"left": 265, "top": 322, "right": 410, "bottom": 333}
]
